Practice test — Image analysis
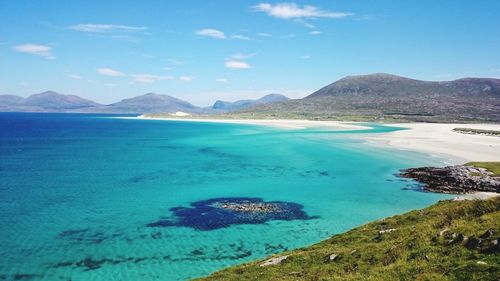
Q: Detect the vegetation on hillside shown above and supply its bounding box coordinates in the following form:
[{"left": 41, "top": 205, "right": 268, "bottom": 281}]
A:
[
  {"left": 233, "top": 74, "right": 500, "bottom": 122},
  {"left": 453, "top": 128, "right": 500, "bottom": 137},
  {"left": 466, "top": 162, "right": 500, "bottom": 177},
  {"left": 196, "top": 198, "right": 500, "bottom": 281}
]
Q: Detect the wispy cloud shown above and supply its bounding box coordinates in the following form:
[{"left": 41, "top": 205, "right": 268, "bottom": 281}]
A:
[
  {"left": 216, "top": 78, "right": 229, "bottom": 83},
  {"left": 257, "top": 32, "right": 272, "bottom": 37},
  {"left": 13, "top": 44, "right": 55, "bottom": 59},
  {"left": 300, "top": 55, "right": 311, "bottom": 59},
  {"left": 252, "top": 3, "right": 352, "bottom": 19},
  {"left": 195, "top": 28, "right": 226, "bottom": 39},
  {"left": 230, "top": 53, "right": 256, "bottom": 60},
  {"left": 96, "top": 67, "right": 189, "bottom": 84},
  {"left": 225, "top": 60, "right": 251, "bottom": 70},
  {"left": 179, "top": 76, "right": 195, "bottom": 81},
  {"left": 68, "top": 74, "right": 82, "bottom": 80},
  {"left": 130, "top": 74, "right": 174, "bottom": 83},
  {"left": 167, "top": 58, "right": 185, "bottom": 65},
  {"left": 309, "top": 30, "right": 322, "bottom": 35},
  {"left": 232, "top": 34, "right": 251, "bottom": 40},
  {"left": 97, "top": 68, "right": 125, "bottom": 77},
  {"left": 68, "top": 24, "right": 148, "bottom": 33}
]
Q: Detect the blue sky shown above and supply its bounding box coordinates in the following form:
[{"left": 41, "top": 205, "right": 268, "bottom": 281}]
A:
[{"left": 1, "top": 0, "right": 499, "bottom": 105}]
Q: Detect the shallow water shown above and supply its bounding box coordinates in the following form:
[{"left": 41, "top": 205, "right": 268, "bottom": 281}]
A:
[{"left": 0, "top": 113, "right": 451, "bottom": 280}]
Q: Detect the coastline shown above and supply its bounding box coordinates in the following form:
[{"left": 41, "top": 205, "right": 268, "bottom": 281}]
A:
[
  {"left": 134, "top": 115, "right": 500, "bottom": 165},
  {"left": 130, "top": 115, "right": 370, "bottom": 130},
  {"left": 134, "top": 115, "right": 500, "bottom": 199},
  {"left": 362, "top": 123, "right": 500, "bottom": 164}
]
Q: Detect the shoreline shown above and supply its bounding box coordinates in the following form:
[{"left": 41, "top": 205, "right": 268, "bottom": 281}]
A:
[
  {"left": 362, "top": 123, "right": 500, "bottom": 164},
  {"left": 129, "top": 115, "right": 370, "bottom": 130},
  {"left": 132, "top": 115, "right": 500, "bottom": 198},
  {"left": 133, "top": 115, "right": 500, "bottom": 164}
]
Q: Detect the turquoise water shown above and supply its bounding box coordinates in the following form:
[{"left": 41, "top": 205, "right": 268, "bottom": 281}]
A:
[{"left": 0, "top": 113, "right": 451, "bottom": 281}]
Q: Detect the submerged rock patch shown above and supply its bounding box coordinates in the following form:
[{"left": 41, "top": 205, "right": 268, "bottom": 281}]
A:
[{"left": 147, "top": 197, "right": 317, "bottom": 230}]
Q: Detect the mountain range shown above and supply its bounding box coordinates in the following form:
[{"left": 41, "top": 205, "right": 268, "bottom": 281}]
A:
[
  {"left": 0, "top": 91, "right": 288, "bottom": 114},
  {"left": 234, "top": 73, "right": 500, "bottom": 122},
  {"left": 2, "top": 73, "right": 499, "bottom": 122}
]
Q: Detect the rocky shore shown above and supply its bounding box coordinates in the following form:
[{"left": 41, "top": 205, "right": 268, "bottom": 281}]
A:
[{"left": 400, "top": 165, "right": 500, "bottom": 194}]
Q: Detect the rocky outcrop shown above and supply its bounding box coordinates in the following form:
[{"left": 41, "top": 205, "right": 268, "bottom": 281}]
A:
[
  {"left": 260, "top": 255, "right": 288, "bottom": 267},
  {"left": 400, "top": 165, "right": 500, "bottom": 194}
]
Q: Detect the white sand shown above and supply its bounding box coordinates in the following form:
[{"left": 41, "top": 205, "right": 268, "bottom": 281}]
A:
[
  {"left": 133, "top": 116, "right": 500, "bottom": 164},
  {"left": 364, "top": 123, "right": 500, "bottom": 164},
  {"left": 132, "top": 115, "right": 369, "bottom": 130}
]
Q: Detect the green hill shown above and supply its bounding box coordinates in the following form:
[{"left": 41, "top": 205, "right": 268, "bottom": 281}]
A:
[
  {"left": 196, "top": 197, "right": 500, "bottom": 281},
  {"left": 232, "top": 74, "right": 500, "bottom": 122}
]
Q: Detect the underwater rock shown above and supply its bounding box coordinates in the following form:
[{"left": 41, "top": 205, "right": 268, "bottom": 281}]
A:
[{"left": 147, "top": 197, "right": 317, "bottom": 231}]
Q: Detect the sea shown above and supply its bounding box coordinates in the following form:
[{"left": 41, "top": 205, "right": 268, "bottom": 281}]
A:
[{"left": 0, "top": 113, "right": 451, "bottom": 281}]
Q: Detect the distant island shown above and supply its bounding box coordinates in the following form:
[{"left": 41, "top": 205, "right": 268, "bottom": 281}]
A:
[{"left": 2, "top": 73, "right": 499, "bottom": 122}]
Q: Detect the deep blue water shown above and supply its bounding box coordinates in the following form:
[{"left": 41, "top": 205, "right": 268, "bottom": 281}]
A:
[{"left": 0, "top": 113, "right": 450, "bottom": 280}]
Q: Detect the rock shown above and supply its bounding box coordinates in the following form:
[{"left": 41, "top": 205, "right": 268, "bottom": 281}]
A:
[
  {"left": 479, "top": 229, "right": 494, "bottom": 239},
  {"left": 465, "top": 237, "right": 482, "bottom": 249},
  {"left": 439, "top": 228, "right": 450, "bottom": 237},
  {"left": 379, "top": 228, "right": 396, "bottom": 235},
  {"left": 326, "top": 254, "right": 339, "bottom": 262},
  {"left": 482, "top": 239, "right": 500, "bottom": 254},
  {"left": 400, "top": 165, "right": 500, "bottom": 194},
  {"left": 260, "top": 255, "right": 288, "bottom": 267},
  {"left": 449, "top": 233, "right": 467, "bottom": 244}
]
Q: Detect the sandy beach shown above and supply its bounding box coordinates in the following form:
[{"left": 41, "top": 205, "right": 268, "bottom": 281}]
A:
[
  {"left": 135, "top": 116, "right": 500, "bottom": 165},
  {"left": 133, "top": 115, "right": 369, "bottom": 130},
  {"left": 364, "top": 123, "right": 500, "bottom": 164}
]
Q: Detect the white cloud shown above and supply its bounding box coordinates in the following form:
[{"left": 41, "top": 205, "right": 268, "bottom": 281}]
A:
[
  {"left": 104, "top": 83, "right": 116, "bottom": 87},
  {"left": 130, "top": 74, "right": 173, "bottom": 83},
  {"left": 216, "top": 78, "right": 229, "bottom": 83},
  {"left": 195, "top": 28, "right": 226, "bottom": 39},
  {"left": 68, "top": 24, "right": 148, "bottom": 33},
  {"left": 230, "top": 53, "right": 256, "bottom": 60},
  {"left": 253, "top": 3, "right": 352, "bottom": 19},
  {"left": 257, "top": 32, "right": 272, "bottom": 37},
  {"left": 13, "top": 44, "right": 55, "bottom": 59},
  {"left": 310, "top": 30, "right": 322, "bottom": 35},
  {"left": 225, "top": 60, "right": 251, "bottom": 69},
  {"left": 163, "top": 66, "right": 172, "bottom": 71},
  {"left": 232, "top": 34, "right": 251, "bottom": 40},
  {"left": 179, "top": 76, "right": 195, "bottom": 81},
  {"left": 97, "top": 68, "right": 125, "bottom": 77},
  {"left": 300, "top": 55, "right": 311, "bottom": 59},
  {"left": 68, "top": 74, "right": 82, "bottom": 79}
]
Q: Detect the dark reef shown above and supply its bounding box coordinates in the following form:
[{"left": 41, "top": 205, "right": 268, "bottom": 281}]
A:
[{"left": 147, "top": 197, "right": 317, "bottom": 230}]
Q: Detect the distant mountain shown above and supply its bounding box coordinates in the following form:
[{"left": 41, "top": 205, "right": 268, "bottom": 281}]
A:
[
  {"left": 0, "top": 91, "right": 102, "bottom": 112},
  {"left": 234, "top": 73, "right": 500, "bottom": 122},
  {"left": 103, "top": 93, "right": 199, "bottom": 114},
  {"left": 212, "top": 94, "right": 289, "bottom": 112},
  {"left": 20, "top": 91, "right": 101, "bottom": 109},
  {"left": 0, "top": 95, "right": 24, "bottom": 107},
  {"left": 308, "top": 73, "right": 500, "bottom": 99}
]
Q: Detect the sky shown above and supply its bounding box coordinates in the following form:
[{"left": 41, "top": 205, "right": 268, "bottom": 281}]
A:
[{"left": 1, "top": 0, "right": 499, "bottom": 106}]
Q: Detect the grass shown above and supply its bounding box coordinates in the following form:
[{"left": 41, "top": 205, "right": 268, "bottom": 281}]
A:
[
  {"left": 196, "top": 197, "right": 500, "bottom": 281},
  {"left": 453, "top": 128, "right": 500, "bottom": 136},
  {"left": 465, "top": 162, "right": 500, "bottom": 177}
]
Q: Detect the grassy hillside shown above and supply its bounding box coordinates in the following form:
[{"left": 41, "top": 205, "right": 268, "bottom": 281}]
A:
[
  {"left": 233, "top": 74, "right": 500, "bottom": 122},
  {"left": 466, "top": 162, "right": 500, "bottom": 177},
  {"left": 196, "top": 197, "right": 500, "bottom": 281}
]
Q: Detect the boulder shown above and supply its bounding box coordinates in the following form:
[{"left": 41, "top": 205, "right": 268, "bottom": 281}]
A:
[{"left": 260, "top": 255, "right": 288, "bottom": 267}]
